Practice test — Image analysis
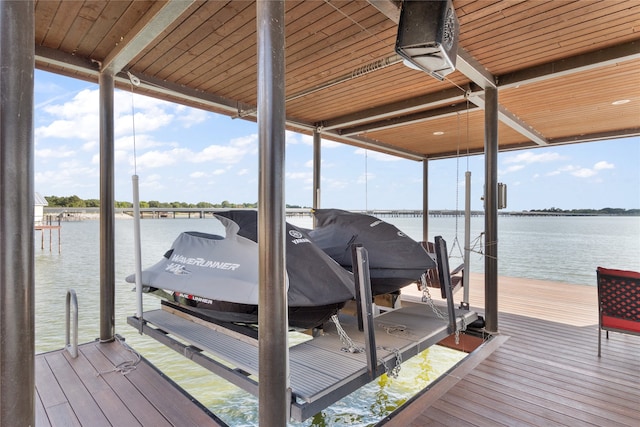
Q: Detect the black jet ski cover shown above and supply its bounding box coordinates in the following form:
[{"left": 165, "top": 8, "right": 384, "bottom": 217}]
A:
[{"left": 308, "top": 208, "right": 436, "bottom": 295}]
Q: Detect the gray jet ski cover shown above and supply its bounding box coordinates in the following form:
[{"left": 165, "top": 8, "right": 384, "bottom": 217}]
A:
[
  {"left": 128, "top": 213, "right": 355, "bottom": 307},
  {"left": 127, "top": 215, "right": 267, "bottom": 305}
]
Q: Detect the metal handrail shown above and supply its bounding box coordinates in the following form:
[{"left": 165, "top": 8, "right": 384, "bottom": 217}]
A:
[{"left": 65, "top": 289, "right": 78, "bottom": 358}]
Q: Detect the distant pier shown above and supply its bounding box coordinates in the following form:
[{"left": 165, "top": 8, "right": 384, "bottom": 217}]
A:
[
  {"left": 44, "top": 207, "right": 485, "bottom": 219},
  {"left": 34, "top": 215, "right": 61, "bottom": 253}
]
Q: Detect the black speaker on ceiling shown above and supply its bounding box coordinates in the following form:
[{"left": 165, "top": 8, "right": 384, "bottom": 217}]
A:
[{"left": 395, "top": 0, "right": 459, "bottom": 80}]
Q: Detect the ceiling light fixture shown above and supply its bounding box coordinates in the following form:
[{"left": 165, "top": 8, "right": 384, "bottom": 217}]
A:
[{"left": 612, "top": 99, "right": 630, "bottom": 105}]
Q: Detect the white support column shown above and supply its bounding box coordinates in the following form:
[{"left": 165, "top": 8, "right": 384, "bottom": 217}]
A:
[{"left": 313, "top": 129, "right": 321, "bottom": 214}]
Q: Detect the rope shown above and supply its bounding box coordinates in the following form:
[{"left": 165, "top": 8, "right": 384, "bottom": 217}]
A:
[
  {"left": 378, "top": 322, "right": 408, "bottom": 337},
  {"left": 97, "top": 336, "right": 141, "bottom": 376}
]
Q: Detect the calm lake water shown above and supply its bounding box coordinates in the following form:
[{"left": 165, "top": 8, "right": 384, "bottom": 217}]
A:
[{"left": 34, "top": 214, "right": 640, "bottom": 426}]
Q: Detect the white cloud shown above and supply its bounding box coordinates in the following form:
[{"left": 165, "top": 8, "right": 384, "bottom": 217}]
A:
[
  {"left": 196, "top": 143, "right": 252, "bottom": 163},
  {"left": 322, "top": 177, "right": 348, "bottom": 190},
  {"left": 82, "top": 140, "right": 98, "bottom": 151},
  {"left": 139, "top": 174, "right": 166, "bottom": 192},
  {"left": 503, "top": 151, "right": 564, "bottom": 164},
  {"left": 571, "top": 168, "right": 597, "bottom": 178},
  {"left": 548, "top": 161, "right": 615, "bottom": 179},
  {"left": 501, "top": 164, "right": 525, "bottom": 174},
  {"left": 132, "top": 133, "right": 258, "bottom": 170},
  {"left": 35, "top": 147, "right": 76, "bottom": 158},
  {"left": 36, "top": 88, "right": 212, "bottom": 148},
  {"left": 321, "top": 139, "right": 342, "bottom": 148},
  {"left": 285, "top": 131, "right": 305, "bottom": 145},
  {"left": 594, "top": 161, "right": 614, "bottom": 170},
  {"left": 357, "top": 172, "right": 375, "bottom": 184},
  {"left": 354, "top": 148, "right": 401, "bottom": 162},
  {"left": 286, "top": 171, "right": 312, "bottom": 183},
  {"left": 175, "top": 107, "right": 208, "bottom": 128},
  {"left": 136, "top": 148, "right": 193, "bottom": 168},
  {"left": 114, "top": 150, "right": 129, "bottom": 166},
  {"left": 35, "top": 159, "right": 98, "bottom": 191}
]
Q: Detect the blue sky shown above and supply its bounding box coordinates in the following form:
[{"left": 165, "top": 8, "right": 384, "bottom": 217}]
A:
[{"left": 34, "top": 70, "right": 639, "bottom": 212}]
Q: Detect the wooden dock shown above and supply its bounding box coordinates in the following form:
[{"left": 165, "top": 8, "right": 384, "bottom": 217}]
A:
[
  {"left": 385, "top": 273, "right": 640, "bottom": 426},
  {"left": 34, "top": 224, "right": 61, "bottom": 253},
  {"left": 34, "top": 273, "right": 640, "bottom": 426},
  {"left": 35, "top": 338, "right": 225, "bottom": 427}
]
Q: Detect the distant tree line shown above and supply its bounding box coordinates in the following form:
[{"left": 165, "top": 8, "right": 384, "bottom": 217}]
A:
[
  {"left": 44, "top": 195, "right": 308, "bottom": 209},
  {"left": 527, "top": 207, "right": 640, "bottom": 215}
]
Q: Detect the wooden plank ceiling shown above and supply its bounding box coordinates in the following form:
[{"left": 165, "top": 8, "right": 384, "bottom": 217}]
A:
[{"left": 34, "top": 0, "right": 640, "bottom": 161}]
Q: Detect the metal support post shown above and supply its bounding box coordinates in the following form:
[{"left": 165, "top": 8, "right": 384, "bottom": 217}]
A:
[
  {"left": 99, "top": 71, "right": 116, "bottom": 342},
  {"left": 484, "top": 86, "right": 499, "bottom": 333},
  {"left": 422, "top": 159, "right": 429, "bottom": 242},
  {"left": 257, "top": 1, "right": 290, "bottom": 425},
  {"left": 0, "top": 1, "right": 35, "bottom": 424}
]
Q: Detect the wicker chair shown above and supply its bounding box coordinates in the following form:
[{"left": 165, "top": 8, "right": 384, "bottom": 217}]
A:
[{"left": 597, "top": 266, "right": 640, "bottom": 357}]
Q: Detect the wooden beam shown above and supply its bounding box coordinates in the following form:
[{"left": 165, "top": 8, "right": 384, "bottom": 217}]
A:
[{"left": 102, "top": 1, "right": 195, "bottom": 74}]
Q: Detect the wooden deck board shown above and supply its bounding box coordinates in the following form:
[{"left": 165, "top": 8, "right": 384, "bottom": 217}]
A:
[
  {"left": 97, "top": 341, "right": 222, "bottom": 427},
  {"left": 43, "top": 351, "right": 112, "bottom": 427},
  {"left": 79, "top": 343, "right": 174, "bottom": 427},
  {"left": 35, "top": 340, "right": 225, "bottom": 427},
  {"left": 59, "top": 347, "right": 142, "bottom": 427},
  {"left": 383, "top": 273, "right": 640, "bottom": 426},
  {"left": 35, "top": 391, "right": 52, "bottom": 427}
]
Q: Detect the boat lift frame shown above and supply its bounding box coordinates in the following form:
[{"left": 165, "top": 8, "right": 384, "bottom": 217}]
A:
[{"left": 128, "top": 236, "right": 476, "bottom": 422}]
